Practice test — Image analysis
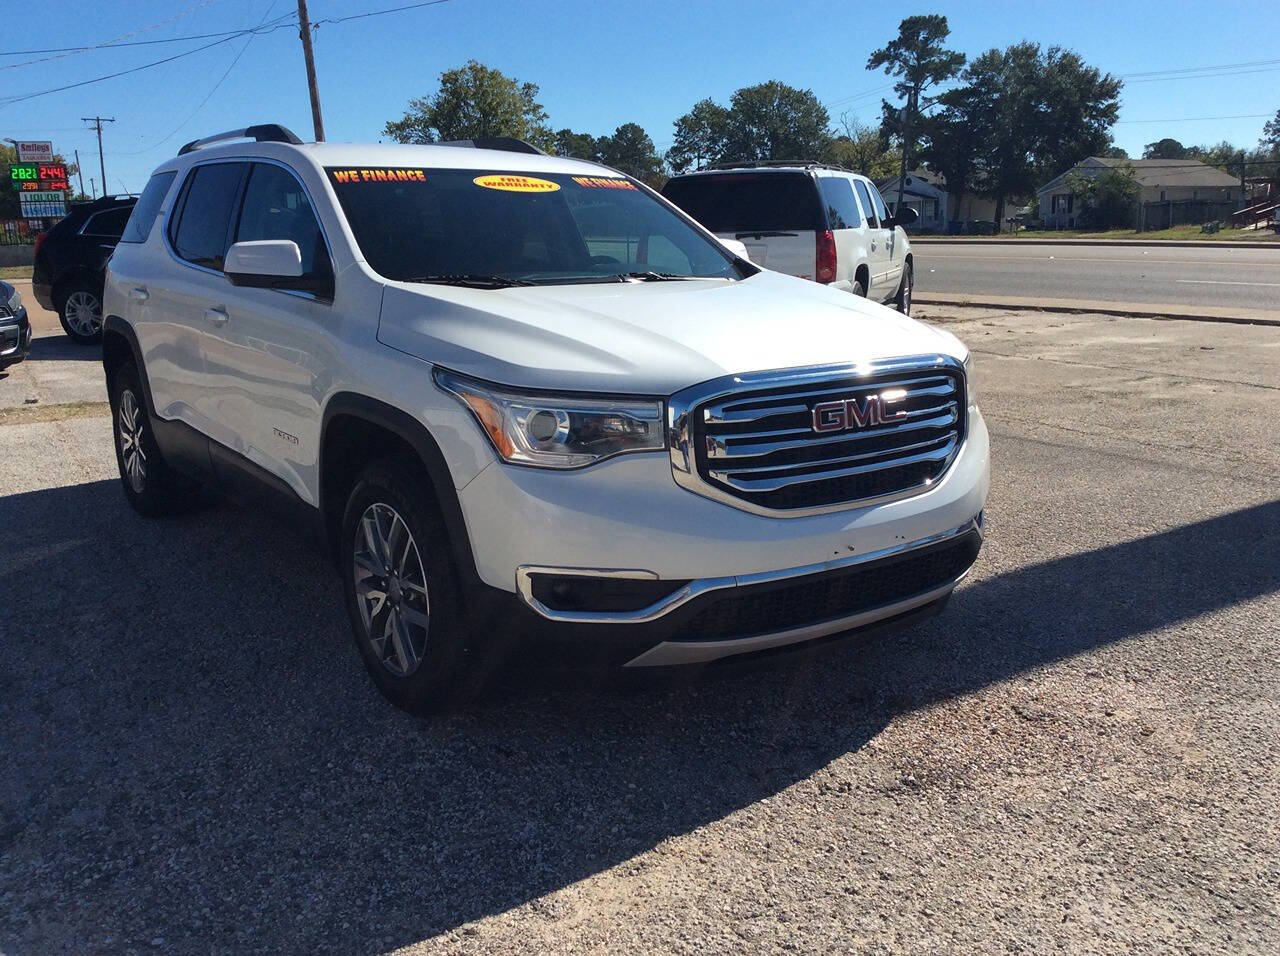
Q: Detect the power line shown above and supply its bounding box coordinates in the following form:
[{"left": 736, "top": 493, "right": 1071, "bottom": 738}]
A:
[
  {"left": 113, "top": 0, "right": 284, "bottom": 158},
  {"left": 313, "top": 0, "right": 455, "bottom": 27},
  {"left": 1116, "top": 113, "right": 1273, "bottom": 124},
  {"left": 1121, "top": 57, "right": 1280, "bottom": 79},
  {"left": 0, "top": 20, "right": 297, "bottom": 108}
]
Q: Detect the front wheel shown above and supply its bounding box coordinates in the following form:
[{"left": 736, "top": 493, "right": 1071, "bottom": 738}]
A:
[
  {"left": 341, "top": 458, "right": 485, "bottom": 714},
  {"left": 109, "top": 363, "right": 201, "bottom": 516},
  {"left": 895, "top": 261, "right": 913, "bottom": 315},
  {"left": 58, "top": 281, "right": 104, "bottom": 345}
]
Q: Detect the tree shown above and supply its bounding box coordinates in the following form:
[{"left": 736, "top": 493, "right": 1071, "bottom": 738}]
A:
[
  {"left": 917, "top": 107, "right": 983, "bottom": 220},
  {"left": 867, "top": 15, "right": 966, "bottom": 217},
  {"left": 719, "top": 81, "right": 832, "bottom": 163},
  {"left": 1143, "top": 138, "right": 1187, "bottom": 159},
  {"left": 1065, "top": 164, "right": 1139, "bottom": 229},
  {"left": 932, "top": 42, "right": 1121, "bottom": 225},
  {"left": 1102, "top": 145, "right": 1129, "bottom": 159},
  {"left": 554, "top": 129, "right": 599, "bottom": 161},
  {"left": 666, "top": 98, "right": 730, "bottom": 173},
  {"left": 1262, "top": 108, "right": 1280, "bottom": 151},
  {"left": 382, "top": 60, "right": 554, "bottom": 151},
  {"left": 826, "top": 114, "right": 899, "bottom": 179},
  {"left": 596, "top": 123, "right": 665, "bottom": 187}
]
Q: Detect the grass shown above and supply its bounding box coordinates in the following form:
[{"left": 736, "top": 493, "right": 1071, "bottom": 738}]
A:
[
  {"left": 0, "top": 265, "right": 34, "bottom": 280},
  {"left": 930, "top": 225, "right": 1280, "bottom": 242}
]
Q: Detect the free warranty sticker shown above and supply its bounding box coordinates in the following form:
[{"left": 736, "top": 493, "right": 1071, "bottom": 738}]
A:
[{"left": 473, "top": 174, "right": 560, "bottom": 193}]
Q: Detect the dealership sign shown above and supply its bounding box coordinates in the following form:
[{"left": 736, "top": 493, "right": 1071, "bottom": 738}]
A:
[{"left": 15, "top": 140, "right": 54, "bottom": 163}]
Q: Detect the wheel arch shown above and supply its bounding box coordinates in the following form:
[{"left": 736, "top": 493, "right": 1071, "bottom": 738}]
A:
[
  {"left": 52, "top": 266, "right": 104, "bottom": 310},
  {"left": 854, "top": 262, "right": 870, "bottom": 295},
  {"left": 319, "top": 393, "right": 479, "bottom": 583},
  {"left": 101, "top": 315, "right": 157, "bottom": 416}
]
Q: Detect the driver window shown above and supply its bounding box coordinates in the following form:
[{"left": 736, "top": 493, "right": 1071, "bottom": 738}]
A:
[{"left": 235, "top": 163, "right": 331, "bottom": 280}]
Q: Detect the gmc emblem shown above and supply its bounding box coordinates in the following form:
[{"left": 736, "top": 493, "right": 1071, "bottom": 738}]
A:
[{"left": 811, "top": 390, "right": 908, "bottom": 433}]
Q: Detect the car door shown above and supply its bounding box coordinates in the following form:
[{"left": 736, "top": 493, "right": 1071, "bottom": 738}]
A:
[
  {"left": 140, "top": 161, "right": 248, "bottom": 433},
  {"left": 851, "top": 178, "right": 892, "bottom": 299},
  {"left": 196, "top": 160, "right": 336, "bottom": 504},
  {"left": 817, "top": 174, "right": 869, "bottom": 295},
  {"left": 866, "top": 181, "right": 904, "bottom": 300},
  {"left": 77, "top": 204, "right": 133, "bottom": 280}
]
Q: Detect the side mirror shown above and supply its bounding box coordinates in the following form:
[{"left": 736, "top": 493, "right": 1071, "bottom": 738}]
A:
[
  {"left": 890, "top": 207, "right": 919, "bottom": 227},
  {"left": 720, "top": 237, "right": 751, "bottom": 262},
  {"left": 224, "top": 239, "right": 334, "bottom": 299}
]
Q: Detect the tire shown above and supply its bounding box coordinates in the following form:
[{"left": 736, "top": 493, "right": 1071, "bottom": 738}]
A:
[
  {"left": 852, "top": 278, "right": 866, "bottom": 298},
  {"left": 109, "top": 362, "right": 201, "bottom": 516},
  {"left": 57, "top": 279, "right": 104, "bottom": 345},
  {"left": 895, "top": 261, "right": 913, "bottom": 315},
  {"left": 340, "top": 457, "right": 485, "bottom": 714}
]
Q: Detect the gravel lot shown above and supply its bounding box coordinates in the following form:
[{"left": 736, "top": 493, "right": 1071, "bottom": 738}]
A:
[{"left": 1, "top": 308, "right": 1277, "bottom": 953}]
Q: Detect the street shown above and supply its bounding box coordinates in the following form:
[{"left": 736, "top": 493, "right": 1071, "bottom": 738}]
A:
[
  {"left": 2, "top": 304, "right": 1277, "bottom": 952},
  {"left": 915, "top": 241, "right": 1280, "bottom": 313}
]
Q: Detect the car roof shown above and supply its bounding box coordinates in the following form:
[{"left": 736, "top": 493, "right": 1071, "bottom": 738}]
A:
[
  {"left": 667, "top": 164, "right": 868, "bottom": 182},
  {"left": 151, "top": 140, "right": 618, "bottom": 180}
]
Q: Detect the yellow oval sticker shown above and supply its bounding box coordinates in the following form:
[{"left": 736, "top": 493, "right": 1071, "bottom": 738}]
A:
[{"left": 473, "top": 174, "right": 560, "bottom": 193}]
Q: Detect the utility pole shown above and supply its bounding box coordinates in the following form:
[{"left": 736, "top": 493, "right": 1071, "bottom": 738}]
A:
[
  {"left": 81, "top": 116, "right": 115, "bottom": 196},
  {"left": 73, "top": 149, "right": 85, "bottom": 196},
  {"left": 296, "top": 0, "right": 325, "bottom": 141},
  {"left": 89, "top": 177, "right": 96, "bottom": 199}
]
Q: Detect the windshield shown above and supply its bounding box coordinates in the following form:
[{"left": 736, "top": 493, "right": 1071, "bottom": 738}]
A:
[
  {"left": 326, "top": 167, "right": 741, "bottom": 285},
  {"left": 661, "top": 173, "right": 826, "bottom": 234}
]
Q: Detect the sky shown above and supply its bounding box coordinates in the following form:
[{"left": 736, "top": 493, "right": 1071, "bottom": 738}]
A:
[{"left": 2, "top": 0, "right": 1278, "bottom": 195}]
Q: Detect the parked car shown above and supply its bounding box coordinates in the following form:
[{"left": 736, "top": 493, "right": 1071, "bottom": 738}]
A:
[
  {"left": 661, "top": 163, "right": 918, "bottom": 313},
  {"left": 0, "top": 279, "right": 32, "bottom": 370},
  {"left": 103, "top": 126, "right": 988, "bottom": 713},
  {"left": 31, "top": 195, "right": 137, "bottom": 345}
]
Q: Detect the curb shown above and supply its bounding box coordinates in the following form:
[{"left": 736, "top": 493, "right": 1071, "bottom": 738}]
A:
[
  {"left": 911, "top": 238, "right": 1280, "bottom": 250},
  {"left": 913, "top": 293, "right": 1280, "bottom": 327}
]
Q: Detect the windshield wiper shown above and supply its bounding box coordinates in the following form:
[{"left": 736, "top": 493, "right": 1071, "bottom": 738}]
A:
[
  {"left": 403, "top": 274, "right": 536, "bottom": 289},
  {"left": 614, "top": 271, "right": 703, "bottom": 282}
]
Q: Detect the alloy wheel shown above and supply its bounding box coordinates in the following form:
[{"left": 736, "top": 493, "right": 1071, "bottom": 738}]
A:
[
  {"left": 117, "top": 389, "right": 147, "bottom": 493},
  {"left": 353, "top": 502, "right": 431, "bottom": 677},
  {"left": 65, "top": 291, "right": 102, "bottom": 337},
  {"left": 902, "top": 267, "right": 913, "bottom": 314}
]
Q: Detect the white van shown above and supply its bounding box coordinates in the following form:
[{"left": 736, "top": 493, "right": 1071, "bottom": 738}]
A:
[{"left": 662, "top": 163, "right": 917, "bottom": 313}]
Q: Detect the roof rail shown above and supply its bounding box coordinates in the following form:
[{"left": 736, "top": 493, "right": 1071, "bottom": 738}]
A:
[
  {"left": 178, "top": 124, "right": 303, "bottom": 156},
  {"left": 436, "top": 136, "right": 546, "bottom": 155},
  {"left": 704, "top": 159, "right": 853, "bottom": 173}
]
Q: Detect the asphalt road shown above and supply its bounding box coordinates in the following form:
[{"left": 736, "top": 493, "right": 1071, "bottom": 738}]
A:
[
  {"left": 2, "top": 309, "right": 1278, "bottom": 952},
  {"left": 915, "top": 242, "right": 1280, "bottom": 312}
]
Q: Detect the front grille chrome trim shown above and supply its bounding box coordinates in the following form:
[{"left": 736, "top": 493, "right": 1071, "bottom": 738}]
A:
[
  {"left": 707, "top": 405, "right": 958, "bottom": 459},
  {"left": 709, "top": 434, "right": 958, "bottom": 489},
  {"left": 669, "top": 355, "right": 968, "bottom": 517}
]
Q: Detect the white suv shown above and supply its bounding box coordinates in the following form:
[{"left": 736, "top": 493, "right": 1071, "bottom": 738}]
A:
[
  {"left": 662, "top": 163, "right": 918, "bottom": 312},
  {"left": 103, "top": 126, "right": 987, "bottom": 713}
]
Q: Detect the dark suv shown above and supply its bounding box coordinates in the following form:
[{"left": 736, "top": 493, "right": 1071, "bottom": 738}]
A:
[{"left": 31, "top": 195, "right": 137, "bottom": 344}]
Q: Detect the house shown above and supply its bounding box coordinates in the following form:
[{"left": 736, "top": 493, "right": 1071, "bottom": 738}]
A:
[
  {"left": 1037, "top": 158, "right": 1242, "bottom": 230},
  {"left": 877, "top": 169, "right": 1001, "bottom": 233}
]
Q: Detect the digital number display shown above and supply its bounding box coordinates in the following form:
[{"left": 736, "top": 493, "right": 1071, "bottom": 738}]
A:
[{"left": 9, "top": 163, "right": 69, "bottom": 192}]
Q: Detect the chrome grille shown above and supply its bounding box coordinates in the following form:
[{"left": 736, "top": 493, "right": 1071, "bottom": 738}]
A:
[{"left": 669, "top": 357, "right": 966, "bottom": 515}]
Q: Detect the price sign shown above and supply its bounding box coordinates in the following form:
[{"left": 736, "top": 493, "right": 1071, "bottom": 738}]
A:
[{"left": 9, "top": 163, "right": 68, "bottom": 192}]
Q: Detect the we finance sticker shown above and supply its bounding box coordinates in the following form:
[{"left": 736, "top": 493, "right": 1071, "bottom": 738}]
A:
[
  {"left": 572, "top": 176, "right": 637, "bottom": 190},
  {"left": 329, "top": 168, "right": 427, "bottom": 184},
  {"left": 473, "top": 174, "right": 560, "bottom": 193}
]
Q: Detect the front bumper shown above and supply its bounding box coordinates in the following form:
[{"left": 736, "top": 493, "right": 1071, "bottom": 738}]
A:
[
  {"left": 455, "top": 407, "right": 990, "bottom": 665},
  {"left": 0, "top": 307, "right": 31, "bottom": 367}
]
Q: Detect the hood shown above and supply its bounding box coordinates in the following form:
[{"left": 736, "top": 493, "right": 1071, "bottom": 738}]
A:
[{"left": 376, "top": 269, "right": 961, "bottom": 395}]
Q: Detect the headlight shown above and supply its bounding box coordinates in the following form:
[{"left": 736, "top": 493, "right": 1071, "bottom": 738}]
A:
[
  {"left": 434, "top": 369, "right": 665, "bottom": 468},
  {"left": 962, "top": 352, "right": 978, "bottom": 408},
  {"left": 3, "top": 285, "right": 19, "bottom": 315}
]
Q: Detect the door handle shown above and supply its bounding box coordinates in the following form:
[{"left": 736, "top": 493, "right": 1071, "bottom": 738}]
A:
[
  {"left": 128, "top": 287, "right": 149, "bottom": 301},
  {"left": 204, "top": 307, "right": 229, "bottom": 326},
  {"left": 870, "top": 240, "right": 877, "bottom": 252}
]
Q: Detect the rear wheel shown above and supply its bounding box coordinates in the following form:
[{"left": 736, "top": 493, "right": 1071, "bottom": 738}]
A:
[
  {"left": 852, "top": 278, "right": 866, "bottom": 298},
  {"left": 895, "top": 261, "right": 913, "bottom": 315},
  {"left": 58, "top": 280, "right": 104, "bottom": 345},
  {"left": 341, "top": 458, "right": 484, "bottom": 714}
]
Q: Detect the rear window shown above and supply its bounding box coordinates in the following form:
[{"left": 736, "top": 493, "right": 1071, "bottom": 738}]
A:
[
  {"left": 120, "top": 172, "right": 175, "bottom": 243},
  {"left": 819, "top": 177, "right": 863, "bottom": 230},
  {"left": 81, "top": 206, "right": 133, "bottom": 239},
  {"left": 661, "top": 173, "right": 825, "bottom": 234}
]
